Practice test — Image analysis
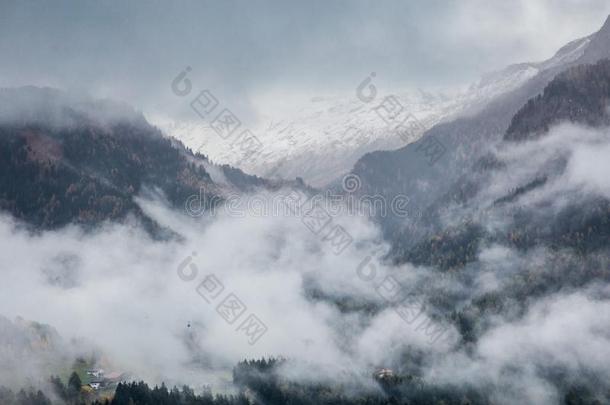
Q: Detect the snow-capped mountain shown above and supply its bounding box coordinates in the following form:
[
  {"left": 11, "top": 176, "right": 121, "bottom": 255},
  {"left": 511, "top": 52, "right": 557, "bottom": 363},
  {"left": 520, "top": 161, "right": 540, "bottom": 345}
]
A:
[
  {"left": 158, "top": 89, "right": 467, "bottom": 187},
  {"left": 156, "top": 28, "right": 593, "bottom": 187},
  {"left": 157, "top": 90, "right": 493, "bottom": 187},
  {"left": 347, "top": 15, "right": 610, "bottom": 243}
]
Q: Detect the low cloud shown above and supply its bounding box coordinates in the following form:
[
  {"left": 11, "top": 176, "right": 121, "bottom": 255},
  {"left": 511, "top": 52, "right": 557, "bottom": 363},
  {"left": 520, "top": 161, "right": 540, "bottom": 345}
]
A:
[{"left": 1, "top": 123, "right": 609, "bottom": 401}]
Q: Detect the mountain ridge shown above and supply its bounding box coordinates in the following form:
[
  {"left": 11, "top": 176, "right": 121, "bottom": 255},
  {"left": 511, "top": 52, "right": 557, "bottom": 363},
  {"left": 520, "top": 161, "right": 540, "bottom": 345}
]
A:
[
  {"left": 0, "top": 87, "right": 271, "bottom": 233},
  {"left": 349, "top": 14, "right": 610, "bottom": 245}
]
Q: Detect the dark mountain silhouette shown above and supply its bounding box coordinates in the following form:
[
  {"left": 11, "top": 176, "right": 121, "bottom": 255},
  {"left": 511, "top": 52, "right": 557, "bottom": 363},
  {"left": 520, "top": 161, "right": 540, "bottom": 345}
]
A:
[
  {"left": 347, "top": 15, "right": 610, "bottom": 250},
  {"left": 391, "top": 58, "right": 610, "bottom": 268},
  {"left": 506, "top": 59, "right": 610, "bottom": 141},
  {"left": 0, "top": 87, "right": 269, "bottom": 233}
]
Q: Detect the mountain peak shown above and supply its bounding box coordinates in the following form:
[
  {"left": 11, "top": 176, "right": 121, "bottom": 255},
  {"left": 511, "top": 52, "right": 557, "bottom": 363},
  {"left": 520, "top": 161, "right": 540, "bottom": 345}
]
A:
[
  {"left": 600, "top": 15, "right": 610, "bottom": 33},
  {"left": 573, "top": 15, "right": 610, "bottom": 65}
]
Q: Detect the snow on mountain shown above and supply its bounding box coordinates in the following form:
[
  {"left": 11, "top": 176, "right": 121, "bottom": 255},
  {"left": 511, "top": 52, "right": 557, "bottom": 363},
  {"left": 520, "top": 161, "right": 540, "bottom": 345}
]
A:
[
  {"left": 155, "top": 33, "right": 592, "bottom": 187},
  {"left": 156, "top": 91, "right": 446, "bottom": 186},
  {"left": 155, "top": 90, "right": 488, "bottom": 187}
]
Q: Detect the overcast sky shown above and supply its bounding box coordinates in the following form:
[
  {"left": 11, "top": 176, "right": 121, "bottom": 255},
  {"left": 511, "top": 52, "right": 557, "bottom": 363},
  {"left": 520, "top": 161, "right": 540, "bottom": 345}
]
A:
[{"left": 1, "top": 0, "right": 610, "bottom": 124}]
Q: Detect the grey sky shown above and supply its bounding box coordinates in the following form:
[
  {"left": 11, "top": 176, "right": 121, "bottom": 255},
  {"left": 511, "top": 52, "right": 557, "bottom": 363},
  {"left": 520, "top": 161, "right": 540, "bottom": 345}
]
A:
[{"left": 1, "top": 0, "right": 609, "bottom": 124}]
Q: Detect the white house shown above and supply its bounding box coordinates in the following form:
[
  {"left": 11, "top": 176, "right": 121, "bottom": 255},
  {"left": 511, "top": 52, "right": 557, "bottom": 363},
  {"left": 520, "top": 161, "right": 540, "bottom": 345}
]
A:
[
  {"left": 89, "top": 382, "right": 101, "bottom": 390},
  {"left": 373, "top": 368, "right": 395, "bottom": 380}
]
